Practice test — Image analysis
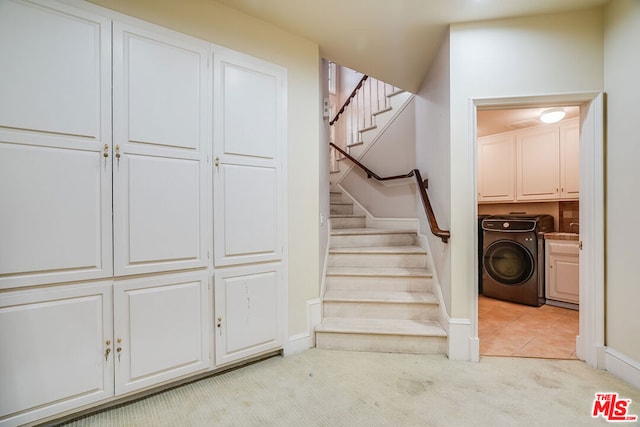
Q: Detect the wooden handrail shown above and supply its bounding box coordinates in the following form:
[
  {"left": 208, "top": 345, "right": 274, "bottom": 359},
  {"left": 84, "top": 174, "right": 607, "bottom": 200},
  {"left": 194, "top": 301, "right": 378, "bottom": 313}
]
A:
[
  {"left": 329, "top": 75, "right": 368, "bottom": 126},
  {"left": 330, "top": 142, "right": 450, "bottom": 243}
]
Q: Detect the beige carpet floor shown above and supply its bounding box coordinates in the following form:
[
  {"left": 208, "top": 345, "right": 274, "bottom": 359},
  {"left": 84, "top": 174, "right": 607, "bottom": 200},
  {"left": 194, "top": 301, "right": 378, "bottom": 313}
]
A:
[{"left": 58, "top": 349, "right": 640, "bottom": 427}]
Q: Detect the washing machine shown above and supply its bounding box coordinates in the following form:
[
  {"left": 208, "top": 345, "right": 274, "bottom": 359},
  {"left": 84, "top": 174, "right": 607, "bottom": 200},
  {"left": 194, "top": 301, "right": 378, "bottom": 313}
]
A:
[{"left": 481, "top": 214, "right": 554, "bottom": 306}]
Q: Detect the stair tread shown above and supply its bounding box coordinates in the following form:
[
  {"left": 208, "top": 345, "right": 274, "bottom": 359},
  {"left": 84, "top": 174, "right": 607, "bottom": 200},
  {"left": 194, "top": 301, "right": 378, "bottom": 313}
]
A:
[
  {"left": 324, "top": 289, "right": 438, "bottom": 304},
  {"left": 330, "top": 214, "right": 366, "bottom": 219},
  {"left": 326, "top": 266, "right": 432, "bottom": 277},
  {"left": 331, "top": 227, "right": 416, "bottom": 236},
  {"left": 316, "top": 318, "right": 446, "bottom": 337},
  {"left": 330, "top": 245, "right": 425, "bottom": 255},
  {"left": 330, "top": 202, "right": 353, "bottom": 206}
]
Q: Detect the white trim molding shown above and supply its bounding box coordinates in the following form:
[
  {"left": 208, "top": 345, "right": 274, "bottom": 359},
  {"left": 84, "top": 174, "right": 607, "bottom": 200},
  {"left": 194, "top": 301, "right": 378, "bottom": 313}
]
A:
[
  {"left": 448, "top": 318, "right": 478, "bottom": 361},
  {"left": 283, "top": 298, "right": 322, "bottom": 356},
  {"left": 605, "top": 348, "right": 640, "bottom": 390}
]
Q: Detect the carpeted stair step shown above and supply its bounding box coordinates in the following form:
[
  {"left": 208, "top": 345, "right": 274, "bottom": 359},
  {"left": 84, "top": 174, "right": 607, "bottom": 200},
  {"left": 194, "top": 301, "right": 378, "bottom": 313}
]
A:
[
  {"left": 325, "top": 266, "right": 433, "bottom": 292},
  {"left": 328, "top": 245, "right": 427, "bottom": 268},
  {"left": 330, "top": 214, "right": 366, "bottom": 229},
  {"left": 315, "top": 317, "right": 447, "bottom": 354},
  {"left": 323, "top": 289, "right": 440, "bottom": 320},
  {"left": 330, "top": 202, "right": 353, "bottom": 215},
  {"left": 330, "top": 228, "right": 417, "bottom": 248}
]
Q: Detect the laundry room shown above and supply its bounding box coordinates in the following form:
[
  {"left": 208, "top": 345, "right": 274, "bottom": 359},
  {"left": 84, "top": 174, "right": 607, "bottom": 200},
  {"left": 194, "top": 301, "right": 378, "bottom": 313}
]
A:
[{"left": 476, "top": 106, "right": 581, "bottom": 359}]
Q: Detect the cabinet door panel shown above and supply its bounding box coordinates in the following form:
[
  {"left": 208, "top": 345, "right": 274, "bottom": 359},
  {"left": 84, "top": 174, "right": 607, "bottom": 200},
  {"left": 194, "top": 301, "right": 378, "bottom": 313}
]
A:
[
  {"left": 113, "top": 22, "right": 211, "bottom": 276},
  {"left": 114, "top": 272, "right": 210, "bottom": 395},
  {"left": 215, "top": 264, "right": 283, "bottom": 366},
  {"left": 546, "top": 241, "right": 580, "bottom": 305},
  {"left": 216, "top": 164, "right": 279, "bottom": 263},
  {"left": 477, "top": 135, "right": 515, "bottom": 202},
  {"left": 516, "top": 127, "right": 559, "bottom": 200},
  {"left": 222, "top": 64, "right": 278, "bottom": 159},
  {"left": 0, "top": 0, "right": 112, "bottom": 289},
  {"left": 0, "top": 144, "right": 110, "bottom": 287},
  {"left": 560, "top": 120, "right": 580, "bottom": 198},
  {"left": 116, "top": 155, "right": 202, "bottom": 272},
  {"left": 0, "top": 283, "right": 113, "bottom": 426},
  {"left": 127, "top": 35, "right": 201, "bottom": 150},
  {"left": 0, "top": 0, "right": 110, "bottom": 138},
  {"left": 213, "top": 49, "right": 286, "bottom": 266}
]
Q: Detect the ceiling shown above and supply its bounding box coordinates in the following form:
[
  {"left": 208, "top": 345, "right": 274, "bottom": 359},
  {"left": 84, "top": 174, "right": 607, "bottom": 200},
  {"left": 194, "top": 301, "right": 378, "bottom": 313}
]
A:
[
  {"left": 477, "top": 106, "right": 580, "bottom": 137},
  {"left": 214, "top": 0, "right": 607, "bottom": 92}
]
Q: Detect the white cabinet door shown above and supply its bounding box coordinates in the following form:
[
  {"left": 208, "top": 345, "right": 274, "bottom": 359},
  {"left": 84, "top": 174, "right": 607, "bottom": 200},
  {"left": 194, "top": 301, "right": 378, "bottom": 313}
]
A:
[
  {"left": 560, "top": 119, "right": 580, "bottom": 199},
  {"left": 0, "top": 0, "right": 112, "bottom": 289},
  {"left": 213, "top": 49, "right": 286, "bottom": 266},
  {"left": 477, "top": 134, "right": 515, "bottom": 203},
  {"left": 546, "top": 240, "right": 580, "bottom": 305},
  {"left": 214, "top": 264, "right": 284, "bottom": 366},
  {"left": 0, "top": 282, "right": 113, "bottom": 427},
  {"left": 112, "top": 22, "right": 211, "bottom": 277},
  {"left": 113, "top": 271, "right": 210, "bottom": 395},
  {"left": 516, "top": 127, "right": 560, "bottom": 200}
]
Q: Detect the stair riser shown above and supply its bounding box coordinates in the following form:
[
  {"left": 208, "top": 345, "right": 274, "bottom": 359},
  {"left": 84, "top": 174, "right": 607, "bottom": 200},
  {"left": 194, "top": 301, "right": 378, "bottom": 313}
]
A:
[
  {"left": 330, "top": 233, "right": 416, "bottom": 248},
  {"left": 325, "top": 276, "right": 432, "bottom": 292},
  {"left": 316, "top": 332, "right": 447, "bottom": 354},
  {"left": 330, "top": 193, "right": 347, "bottom": 203},
  {"left": 328, "top": 253, "right": 426, "bottom": 268},
  {"left": 330, "top": 217, "right": 366, "bottom": 229},
  {"left": 330, "top": 204, "right": 353, "bottom": 215},
  {"left": 323, "top": 301, "right": 439, "bottom": 320}
]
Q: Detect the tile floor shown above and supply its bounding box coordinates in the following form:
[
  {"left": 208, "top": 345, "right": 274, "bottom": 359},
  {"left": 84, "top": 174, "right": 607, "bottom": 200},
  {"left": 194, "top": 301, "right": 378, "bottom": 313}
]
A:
[{"left": 478, "top": 295, "right": 579, "bottom": 359}]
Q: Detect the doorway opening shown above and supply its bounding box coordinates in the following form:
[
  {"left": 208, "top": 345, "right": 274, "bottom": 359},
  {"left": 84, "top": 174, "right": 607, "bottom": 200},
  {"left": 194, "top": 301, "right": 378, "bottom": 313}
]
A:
[
  {"left": 471, "top": 93, "right": 605, "bottom": 367},
  {"left": 477, "top": 105, "right": 580, "bottom": 359}
]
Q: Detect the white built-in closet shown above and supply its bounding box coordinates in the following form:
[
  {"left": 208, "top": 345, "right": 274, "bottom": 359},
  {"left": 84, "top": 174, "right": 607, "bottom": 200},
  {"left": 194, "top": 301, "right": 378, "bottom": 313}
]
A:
[{"left": 0, "top": 1, "right": 286, "bottom": 425}]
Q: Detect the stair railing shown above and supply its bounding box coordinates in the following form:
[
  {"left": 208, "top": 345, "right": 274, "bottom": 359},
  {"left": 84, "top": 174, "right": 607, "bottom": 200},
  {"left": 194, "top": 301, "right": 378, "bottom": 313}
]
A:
[
  {"left": 329, "top": 75, "right": 399, "bottom": 155},
  {"left": 330, "top": 142, "right": 450, "bottom": 243}
]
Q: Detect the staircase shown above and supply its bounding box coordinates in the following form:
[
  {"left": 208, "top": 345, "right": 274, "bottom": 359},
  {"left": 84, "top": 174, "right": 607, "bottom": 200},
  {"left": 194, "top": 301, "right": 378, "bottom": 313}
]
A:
[{"left": 315, "top": 191, "right": 447, "bottom": 354}]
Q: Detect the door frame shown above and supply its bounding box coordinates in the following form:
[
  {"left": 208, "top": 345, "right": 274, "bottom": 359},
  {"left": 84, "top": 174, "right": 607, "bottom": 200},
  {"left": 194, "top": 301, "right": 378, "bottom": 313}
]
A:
[{"left": 471, "top": 92, "right": 605, "bottom": 368}]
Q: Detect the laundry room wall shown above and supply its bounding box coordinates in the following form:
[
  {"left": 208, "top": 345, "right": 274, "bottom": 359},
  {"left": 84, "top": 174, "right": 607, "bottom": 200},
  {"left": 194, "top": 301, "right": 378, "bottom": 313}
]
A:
[{"left": 447, "top": 7, "right": 603, "bottom": 323}]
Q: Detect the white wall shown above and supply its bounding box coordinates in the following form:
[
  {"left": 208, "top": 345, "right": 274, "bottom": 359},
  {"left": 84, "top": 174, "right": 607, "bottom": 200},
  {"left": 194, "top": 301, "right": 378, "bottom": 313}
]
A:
[
  {"left": 604, "top": 0, "right": 640, "bottom": 364},
  {"left": 89, "top": 0, "right": 321, "bottom": 337},
  {"left": 341, "top": 99, "right": 417, "bottom": 218},
  {"left": 448, "top": 8, "right": 604, "bottom": 323},
  {"left": 319, "top": 59, "right": 331, "bottom": 290},
  {"left": 414, "top": 32, "right": 452, "bottom": 311}
]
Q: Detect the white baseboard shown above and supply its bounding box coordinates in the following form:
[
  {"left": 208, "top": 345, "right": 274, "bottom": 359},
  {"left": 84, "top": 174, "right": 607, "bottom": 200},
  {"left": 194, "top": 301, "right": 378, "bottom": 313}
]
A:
[
  {"left": 283, "top": 298, "right": 322, "bottom": 356},
  {"left": 448, "top": 318, "right": 476, "bottom": 361},
  {"left": 605, "top": 348, "right": 640, "bottom": 390}
]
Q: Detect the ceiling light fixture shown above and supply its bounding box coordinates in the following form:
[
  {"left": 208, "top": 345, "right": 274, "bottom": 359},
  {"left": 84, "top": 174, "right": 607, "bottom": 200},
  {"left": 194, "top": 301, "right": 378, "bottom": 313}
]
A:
[{"left": 539, "top": 108, "right": 566, "bottom": 124}]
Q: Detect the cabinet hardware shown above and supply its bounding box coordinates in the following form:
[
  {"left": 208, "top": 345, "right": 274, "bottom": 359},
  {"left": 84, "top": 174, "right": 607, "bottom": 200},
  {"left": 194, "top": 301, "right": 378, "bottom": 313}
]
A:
[
  {"left": 214, "top": 156, "right": 220, "bottom": 167},
  {"left": 217, "top": 317, "right": 222, "bottom": 336},
  {"left": 105, "top": 347, "right": 111, "bottom": 361},
  {"left": 103, "top": 144, "right": 109, "bottom": 158},
  {"left": 115, "top": 145, "right": 121, "bottom": 159}
]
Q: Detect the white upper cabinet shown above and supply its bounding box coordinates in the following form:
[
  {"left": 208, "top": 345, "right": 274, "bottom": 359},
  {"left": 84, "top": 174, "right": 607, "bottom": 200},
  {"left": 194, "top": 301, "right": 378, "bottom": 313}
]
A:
[
  {"left": 560, "top": 119, "right": 580, "bottom": 199},
  {"left": 477, "top": 134, "right": 516, "bottom": 203},
  {"left": 516, "top": 126, "right": 560, "bottom": 200},
  {"left": 213, "top": 49, "right": 286, "bottom": 267},
  {"left": 112, "top": 22, "right": 211, "bottom": 276},
  {"left": 478, "top": 118, "right": 579, "bottom": 203},
  {"left": 0, "top": 0, "right": 113, "bottom": 288}
]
